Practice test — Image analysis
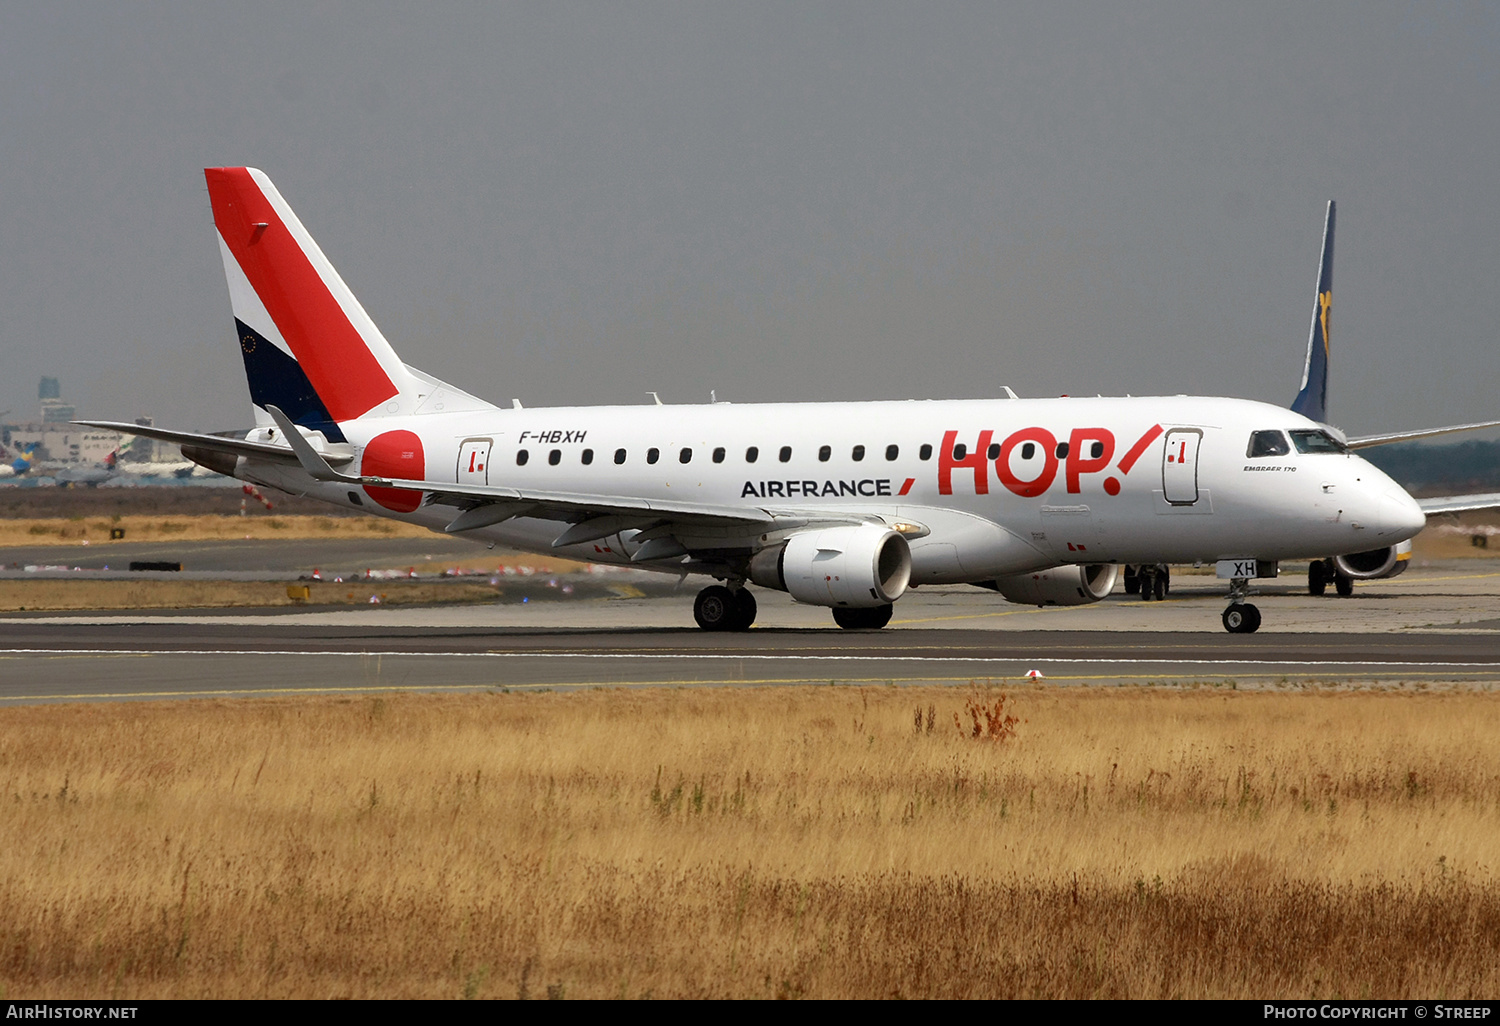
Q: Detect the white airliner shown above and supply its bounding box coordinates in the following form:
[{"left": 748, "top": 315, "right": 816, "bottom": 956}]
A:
[{"left": 81, "top": 169, "right": 1499, "bottom": 633}]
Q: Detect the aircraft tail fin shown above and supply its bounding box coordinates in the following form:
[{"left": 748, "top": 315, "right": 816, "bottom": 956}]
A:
[
  {"left": 1290, "top": 200, "right": 1335, "bottom": 423},
  {"left": 205, "top": 167, "right": 494, "bottom": 442}
]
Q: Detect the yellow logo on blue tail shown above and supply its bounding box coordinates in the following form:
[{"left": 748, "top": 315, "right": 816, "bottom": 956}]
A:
[{"left": 1319, "top": 290, "right": 1331, "bottom": 357}]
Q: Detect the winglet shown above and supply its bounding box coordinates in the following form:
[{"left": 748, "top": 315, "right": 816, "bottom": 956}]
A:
[
  {"left": 265, "top": 405, "right": 354, "bottom": 482},
  {"left": 1291, "top": 200, "right": 1335, "bottom": 423}
]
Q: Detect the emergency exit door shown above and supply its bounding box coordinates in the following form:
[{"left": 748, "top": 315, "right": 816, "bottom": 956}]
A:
[{"left": 1161, "top": 429, "right": 1202, "bottom": 505}]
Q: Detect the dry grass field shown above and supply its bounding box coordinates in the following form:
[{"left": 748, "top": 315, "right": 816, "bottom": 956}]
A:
[
  {"left": 0, "top": 514, "right": 432, "bottom": 547},
  {"left": 1, "top": 685, "right": 1498, "bottom": 999},
  {"left": 0, "top": 579, "right": 511, "bottom": 611}
]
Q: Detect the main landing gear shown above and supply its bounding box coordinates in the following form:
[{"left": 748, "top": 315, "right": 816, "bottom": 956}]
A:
[
  {"left": 1125, "top": 563, "right": 1170, "bottom": 601},
  {"left": 692, "top": 585, "right": 896, "bottom": 631},
  {"left": 1307, "top": 558, "right": 1354, "bottom": 597},
  {"left": 1221, "top": 576, "right": 1261, "bottom": 634},
  {"left": 832, "top": 604, "right": 894, "bottom": 630},
  {"left": 693, "top": 585, "right": 757, "bottom": 632}
]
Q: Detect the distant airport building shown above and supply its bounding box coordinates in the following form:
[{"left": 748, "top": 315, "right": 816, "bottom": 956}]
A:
[
  {"left": 4, "top": 377, "right": 119, "bottom": 465},
  {"left": 0, "top": 379, "right": 187, "bottom": 474}
]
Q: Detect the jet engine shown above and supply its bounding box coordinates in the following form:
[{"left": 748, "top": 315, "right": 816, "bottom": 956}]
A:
[
  {"left": 749, "top": 525, "right": 912, "bottom": 608},
  {"left": 1332, "top": 540, "right": 1412, "bottom": 580},
  {"left": 988, "top": 564, "right": 1119, "bottom": 607}
]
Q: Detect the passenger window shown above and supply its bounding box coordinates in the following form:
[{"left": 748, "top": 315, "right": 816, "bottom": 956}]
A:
[
  {"left": 987, "top": 443, "right": 1000, "bottom": 460},
  {"left": 1056, "top": 442, "right": 1069, "bottom": 459},
  {"left": 779, "top": 446, "right": 792, "bottom": 463},
  {"left": 746, "top": 446, "right": 759, "bottom": 463},
  {"left": 1090, "top": 441, "right": 1104, "bottom": 459},
  {"left": 886, "top": 444, "right": 899, "bottom": 461},
  {"left": 647, "top": 447, "right": 660, "bottom": 465},
  {"left": 679, "top": 447, "right": 692, "bottom": 464},
  {"left": 1289, "top": 429, "right": 1347, "bottom": 454},
  {"left": 852, "top": 445, "right": 865, "bottom": 462},
  {"left": 818, "top": 445, "right": 831, "bottom": 462},
  {"left": 712, "top": 447, "right": 725, "bottom": 464},
  {"left": 1021, "top": 442, "right": 1035, "bottom": 460},
  {"left": 516, "top": 450, "right": 529, "bottom": 466},
  {"left": 548, "top": 449, "right": 561, "bottom": 466},
  {"left": 614, "top": 448, "right": 627, "bottom": 465},
  {"left": 919, "top": 444, "right": 932, "bottom": 461},
  {"left": 953, "top": 443, "right": 967, "bottom": 459},
  {"left": 581, "top": 448, "right": 594, "bottom": 465},
  {"left": 1247, "top": 430, "right": 1291, "bottom": 458}
]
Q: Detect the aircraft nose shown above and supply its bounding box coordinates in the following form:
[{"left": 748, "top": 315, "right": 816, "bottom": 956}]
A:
[{"left": 1379, "top": 489, "right": 1427, "bottom": 539}]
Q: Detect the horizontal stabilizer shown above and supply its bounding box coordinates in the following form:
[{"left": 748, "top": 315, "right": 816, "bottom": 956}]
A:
[{"left": 71, "top": 419, "right": 353, "bottom": 466}]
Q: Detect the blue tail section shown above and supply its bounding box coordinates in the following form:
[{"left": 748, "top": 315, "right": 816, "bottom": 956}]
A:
[
  {"left": 1291, "top": 200, "right": 1335, "bottom": 423},
  {"left": 235, "top": 319, "right": 347, "bottom": 443}
]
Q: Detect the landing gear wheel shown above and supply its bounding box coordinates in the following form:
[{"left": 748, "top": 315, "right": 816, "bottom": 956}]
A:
[
  {"left": 731, "top": 588, "right": 757, "bottom": 631},
  {"left": 1153, "top": 568, "right": 1169, "bottom": 601},
  {"left": 1222, "top": 603, "right": 1262, "bottom": 634},
  {"left": 832, "top": 604, "right": 894, "bottom": 630},
  {"left": 1123, "top": 566, "right": 1141, "bottom": 596},
  {"left": 1309, "top": 560, "right": 1328, "bottom": 596},
  {"left": 1334, "top": 572, "right": 1354, "bottom": 598},
  {"left": 694, "top": 585, "right": 739, "bottom": 631}
]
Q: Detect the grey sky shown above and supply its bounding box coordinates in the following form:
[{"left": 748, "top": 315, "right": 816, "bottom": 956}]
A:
[{"left": 3, "top": 2, "right": 1497, "bottom": 436}]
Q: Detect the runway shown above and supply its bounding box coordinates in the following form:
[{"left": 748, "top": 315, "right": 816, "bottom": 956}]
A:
[
  {"left": 2, "top": 554, "right": 1498, "bottom": 702},
  {"left": 4, "top": 601, "right": 1500, "bottom": 704}
]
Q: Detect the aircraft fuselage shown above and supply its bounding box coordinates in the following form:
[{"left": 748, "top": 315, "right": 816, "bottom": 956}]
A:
[{"left": 235, "top": 393, "right": 1425, "bottom": 584}]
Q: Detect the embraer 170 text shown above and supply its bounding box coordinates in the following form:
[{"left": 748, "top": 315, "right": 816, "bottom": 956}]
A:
[{"left": 85, "top": 171, "right": 1500, "bottom": 633}]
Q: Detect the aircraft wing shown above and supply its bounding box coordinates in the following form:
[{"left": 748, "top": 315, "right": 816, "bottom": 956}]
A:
[
  {"left": 1418, "top": 493, "right": 1500, "bottom": 516},
  {"left": 1346, "top": 421, "right": 1500, "bottom": 449},
  {"left": 71, "top": 419, "right": 355, "bottom": 466}
]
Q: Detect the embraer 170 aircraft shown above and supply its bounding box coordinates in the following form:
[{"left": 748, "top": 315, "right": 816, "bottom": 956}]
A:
[{"left": 83, "top": 169, "right": 1500, "bottom": 633}]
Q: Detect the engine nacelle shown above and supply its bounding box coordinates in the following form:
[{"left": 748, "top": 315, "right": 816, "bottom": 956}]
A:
[
  {"left": 1333, "top": 539, "right": 1412, "bottom": 580},
  {"left": 749, "top": 525, "right": 911, "bottom": 608},
  {"left": 989, "top": 564, "right": 1119, "bottom": 607}
]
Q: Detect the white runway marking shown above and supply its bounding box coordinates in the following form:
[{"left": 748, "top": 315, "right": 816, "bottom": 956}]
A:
[{"left": 1, "top": 648, "right": 1497, "bottom": 669}]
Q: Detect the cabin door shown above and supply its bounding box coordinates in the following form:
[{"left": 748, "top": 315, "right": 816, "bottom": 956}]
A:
[
  {"left": 458, "top": 438, "right": 493, "bottom": 486},
  {"left": 1161, "top": 429, "right": 1202, "bottom": 505}
]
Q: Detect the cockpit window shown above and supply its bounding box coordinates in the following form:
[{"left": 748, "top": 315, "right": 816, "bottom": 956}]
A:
[
  {"left": 1289, "top": 429, "right": 1348, "bottom": 454},
  {"left": 1247, "top": 430, "right": 1290, "bottom": 458}
]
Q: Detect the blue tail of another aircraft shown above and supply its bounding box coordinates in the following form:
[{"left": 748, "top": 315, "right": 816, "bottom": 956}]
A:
[{"left": 1291, "top": 200, "right": 1335, "bottom": 423}]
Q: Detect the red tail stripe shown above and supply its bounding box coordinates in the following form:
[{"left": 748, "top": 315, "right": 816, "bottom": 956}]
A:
[
  {"left": 1116, "top": 424, "right": 1164, "bottom": 475},
  {"left": 206, "top": 168, "right": 397, "bottom": 422}
]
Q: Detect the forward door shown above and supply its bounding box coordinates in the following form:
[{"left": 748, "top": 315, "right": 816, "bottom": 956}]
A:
[{"left": 1161, "top": 429, "right": 1202, "bottom": 505}]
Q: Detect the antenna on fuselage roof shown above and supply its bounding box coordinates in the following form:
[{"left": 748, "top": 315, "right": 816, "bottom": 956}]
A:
[
  {"left": 511, "top": 398, "right": 523, "bottom": 409},
  {"left": 1000, "top": 386, "right": 1019, "bottom": 399},
  {"left": 648, "top": 392, "right": 663, "bottom": 405}
]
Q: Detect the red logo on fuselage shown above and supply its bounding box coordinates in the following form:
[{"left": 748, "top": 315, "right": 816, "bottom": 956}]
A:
[{"left": 938, "top": 424, "right": 1163, "bottom": 498}]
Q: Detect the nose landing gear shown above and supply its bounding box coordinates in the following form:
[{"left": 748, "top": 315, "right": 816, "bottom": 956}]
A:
[{"left": 1221, "top": 576, "right": 1261, "bottom": 633}]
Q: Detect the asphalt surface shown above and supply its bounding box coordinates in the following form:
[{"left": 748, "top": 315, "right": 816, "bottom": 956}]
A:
[
  {"left": 2, "top": 555, "right": 1499, "bottom": 703},
  {"left": 3, "top": 619, "right": 1498, "bottom": 704}
]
